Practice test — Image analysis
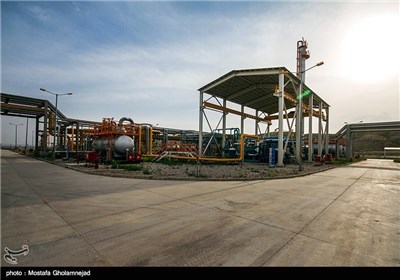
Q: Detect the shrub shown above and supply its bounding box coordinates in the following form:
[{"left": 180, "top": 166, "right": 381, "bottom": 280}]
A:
[
  {"left": 111, "top": 160, "right": 118, "bottom": 169},
  {"left": 121, "top": 164, "right": 143, "bottom": 171}
]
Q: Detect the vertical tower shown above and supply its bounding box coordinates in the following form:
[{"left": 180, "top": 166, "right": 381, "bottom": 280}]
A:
[
  {"left": 296, "top": 38, "right": 310, "bottom": 81},
  {"left": 296, "top": 38, "right": 309, "bottom": 169}
]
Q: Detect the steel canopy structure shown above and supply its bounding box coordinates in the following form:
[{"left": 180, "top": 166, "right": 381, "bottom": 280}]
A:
[
  {"left": 199, "top": 67, "right": 327, "bottom": 114},
  {"left": 335, "top": 121, "right": 400, "bottom": 161},
  {"left": 198, "top": 67, "right": 330, "bottom": 166}
]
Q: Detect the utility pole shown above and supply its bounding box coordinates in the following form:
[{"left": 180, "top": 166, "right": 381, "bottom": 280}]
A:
[
  {"left": 40, "top": 88, "right": 73, "bottom": 159},
  {"left": 9, "top": 123, "right": 23, "bottom": 150}
]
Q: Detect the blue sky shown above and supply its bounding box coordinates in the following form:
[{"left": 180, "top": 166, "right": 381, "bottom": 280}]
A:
[{"left": 1, "top": 1, "right": 399, "bottom": 146}]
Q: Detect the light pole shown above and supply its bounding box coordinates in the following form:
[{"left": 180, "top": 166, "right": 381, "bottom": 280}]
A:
[
  {"left": 298, "top": 61, "right": 324, "bottom": 171},
  {"left": 9, "top": 123, "right": 23, "bottom": 150},
  {"left": 40, "top": 88, "right": 73, "bottom": 159}
]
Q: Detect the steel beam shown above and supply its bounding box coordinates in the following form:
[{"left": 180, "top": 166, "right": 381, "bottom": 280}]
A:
[
  {"left": 198, "top": 91, "right": 204, "bottom": 157},
  {"left": 42, "top": 101, "right": 48, "bottom": 151},
  {"left": 241, "top": 105, "right": 244, "bottom": 135},
  {"left": 345, "top": 125, "right": 352, "bottom": 161},
  {"left": 203, "top": 101, "right": 270, "bottom": 123},
  {"left": 318, "top": 102, "right": 323, "bottom": 156},
  {"left": 35, "top": 117, "right": 39, "bottom": 151},
  {"left": 295, "top": 91, "right": 301, "bottom": 162},
  {"left": 325, "top": 106, "right": 329, "bottom": 155},
  {"left": 277, "top": 72, "right": 284, "bottom": 167},
  {"left": 308, "top": 93, "right": 313, "bottom": 162},
  {"left": 255, "top": 109, "right": 259, "bottom": 135},
  {"left": 222, "top": 98, "right": 227, "bottom": 156},
  {"left": 1, "top": 103, "right": 45, "bottom": 113}
]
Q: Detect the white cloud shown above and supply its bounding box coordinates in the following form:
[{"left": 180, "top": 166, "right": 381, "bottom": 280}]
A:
[{"left": 26, "top": 5, "right": 51, "bottom": 22}]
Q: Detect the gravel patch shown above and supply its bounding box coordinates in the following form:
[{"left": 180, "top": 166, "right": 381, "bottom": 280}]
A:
[{"left": 60, "top": 160, "right": 337, "bottom": 181}]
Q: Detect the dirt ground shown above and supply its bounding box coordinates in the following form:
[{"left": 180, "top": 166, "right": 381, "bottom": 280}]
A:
[{"left": 61, "top": 160, "right": 337, "bottom": 181}]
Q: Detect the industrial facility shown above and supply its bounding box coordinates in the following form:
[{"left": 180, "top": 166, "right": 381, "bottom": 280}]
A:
[{"left": 2, "top": 39, "right": 400, "bottom": 167}]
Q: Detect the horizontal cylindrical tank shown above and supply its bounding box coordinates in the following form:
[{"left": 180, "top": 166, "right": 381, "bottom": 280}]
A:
[{"left": 92, "top": 135, "right": 134, "bottom": 157}]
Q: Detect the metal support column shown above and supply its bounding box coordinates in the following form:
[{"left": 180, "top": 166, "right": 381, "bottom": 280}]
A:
[
  {"left": 240, "top": 105, "right": 244, "bottom": 135},
  {"left": 318, "top": 102, "right": 323, "bottom": 156},
  {"left": 222, "top": 98, "right": 227, "bottom": 157},
  {"left": 335, "top": 139, "right": 340, "bottom": 159},
  {"left": 295, "top": 98, "right": 301, "bottom": 162},
  {"left": 308, "top": 93, "right": 313, "bottom": 162},
  {"left": 198, "top": 91, "right": 204, "bottom": 157},
  {"left": 35, "top": 117, "right": 39, "bottom": 151},
  {"left": 277, "top": 72, "right": 284, "bottom": 167},
  {"left": 25, "top": 117, "right": 29, "bottom": 151},
  {"left": 42, "top": 101, "right": 48, "bottom": 151},
  {"left": 325, "top": 106, "right": 329, "bottom": 155},
  {"left": 345, "top": 125, "right": 352, "bottom": 161},
  {"left": 255, "top": 109, "right": 259, "bottom": 135},
  {"left": 64, "top": 126, "right": 68, "bottom": 149},
  {"left": 75, "top": 122, "right": 80, "bottom": 154}
]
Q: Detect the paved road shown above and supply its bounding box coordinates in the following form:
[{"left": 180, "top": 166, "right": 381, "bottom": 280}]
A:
[{"left": 1, "top": 150, "right": 399, "bottom": 266}]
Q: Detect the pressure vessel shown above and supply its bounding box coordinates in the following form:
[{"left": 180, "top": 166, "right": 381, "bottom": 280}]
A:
[
  {"left": 114, "top": 135, "right": 135, "bottom": 156},
  {"left": 92, "top": 135, "right": 134, "bottom": 157}
]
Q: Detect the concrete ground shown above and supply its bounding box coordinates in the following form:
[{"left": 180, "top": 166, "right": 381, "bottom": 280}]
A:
[{"left": 1, "top": 149, "right": 399, "bottom": 266}]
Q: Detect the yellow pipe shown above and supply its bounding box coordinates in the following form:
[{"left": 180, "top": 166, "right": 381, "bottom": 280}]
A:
[
  {"left": 198, "top": 134, "right": 258, "bottom": 162},
  {"left": 158, "top": 134, "right": 259, "bottom": 163},
  {"left": 142, "top": 154, "right": 158, "bottom": 158},
  {"left": 149, "top": 126, "right": 153, "bottom": 155},
  {"left": 139, "top": 125, "right": 154, "bottom": 156},
  {"left": 203, "top": 101, "right": 267, "bottom": 122},
  {"left": 49, "top": 112, "right": 54, "bottom": 133},
  {"left": 138, "top": 125, "right": 142, "bottom": 154}
]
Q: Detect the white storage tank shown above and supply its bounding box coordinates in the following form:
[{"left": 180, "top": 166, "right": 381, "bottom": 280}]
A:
[{"left": 92, "top": 135, "right": 134, "bottom": 157}]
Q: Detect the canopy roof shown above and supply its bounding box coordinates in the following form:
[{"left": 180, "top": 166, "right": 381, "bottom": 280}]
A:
[{"left": 198, "top": 67, "right": 329, "bottom": 115}]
